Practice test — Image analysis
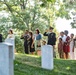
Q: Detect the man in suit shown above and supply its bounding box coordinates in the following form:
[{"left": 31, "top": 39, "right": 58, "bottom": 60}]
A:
[
  {"left": 21, "top": 30, "right": 29, "bottom": 54},
  {"left": 0, "top": 34, "right": 2, "bottom": 42},
  {"left": 44, "top": 27, "right": 56, "bottom": 57}
]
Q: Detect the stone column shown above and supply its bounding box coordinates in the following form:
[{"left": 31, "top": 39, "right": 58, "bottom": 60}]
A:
[
  {"left": 41, "top": 45, "right": 54, "bottom": 70},
  {"left": 0, "top": 42, "right": 14, "bottom": 75}
]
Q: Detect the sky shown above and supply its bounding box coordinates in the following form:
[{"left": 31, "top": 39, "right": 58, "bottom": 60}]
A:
[{"left": 55, "top": 18, "right": 76, "bottom": 35}]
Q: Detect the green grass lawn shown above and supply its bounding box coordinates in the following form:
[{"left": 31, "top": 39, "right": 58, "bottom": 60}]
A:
[{"left": 14, "top": 53, "right": 76, "bottom": 75}]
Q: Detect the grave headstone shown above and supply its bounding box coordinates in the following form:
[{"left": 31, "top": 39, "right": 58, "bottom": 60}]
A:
[
  {"left": 5, "top": 38, "right": 15, "bottom": 59},
  {"left": 0, "top": 42, "right": 14, "bottom": 75},
  {"left": 41, "top": 45, "right": 54, "bottom": 70}
]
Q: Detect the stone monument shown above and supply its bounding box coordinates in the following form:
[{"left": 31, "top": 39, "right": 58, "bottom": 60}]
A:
[
  {"left": 5, "top": 38, "right": 15, "bottom": 59},
  {"left": 41, "top": 45, "right": 54, "bottom": 70},
  {"left": 0, "top": 42, "right": 14, "bottom": 75}
]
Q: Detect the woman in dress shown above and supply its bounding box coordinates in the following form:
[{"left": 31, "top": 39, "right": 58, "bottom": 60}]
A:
[
  {"left": 35, "top": 29, "right": 42, "bottom": 56},
  {"left": 5, "top": 29, "right": 15, "bottom": 59},
  {"left": 74, "top": 36, "right": 76, "bottom": 60},
  {"left": 29, "top": 31, "right": 35, "bottom": 54},
  {"left": 70, "top": 33, "right": 74, "bottom": 60},
  {"left": 6, "top": 29, "right": 15, "bottom": 39},
  {"left": 63, "top": 30, "right": 70, "bottom": 59}
]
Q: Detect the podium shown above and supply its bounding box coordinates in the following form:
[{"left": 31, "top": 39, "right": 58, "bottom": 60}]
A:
[
  {"left": 41, "top": 45, "right": 54, "bottom": 70},
  {"left": 0, "top": 42, "right": 14, "bottom": 75}
]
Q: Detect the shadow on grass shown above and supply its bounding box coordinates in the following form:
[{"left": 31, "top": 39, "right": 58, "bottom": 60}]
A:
[
  {"left": 14, "top": 60, "right": 70, "bottom": 75},
  {"left": 15, "top": 53, "right": 41, "bottom": 67},
  {"left": 15, "top": 53, "right": 76, "bottom": 75}
]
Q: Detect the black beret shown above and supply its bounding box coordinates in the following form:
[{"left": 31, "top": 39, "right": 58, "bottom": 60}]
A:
[{"left": 49, "top": 27, "right": 54, "bottom": 30}]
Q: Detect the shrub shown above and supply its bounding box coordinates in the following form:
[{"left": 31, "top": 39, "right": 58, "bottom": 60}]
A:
[{"left": 15, "top": 36, "right": 24, "bottom": 53}]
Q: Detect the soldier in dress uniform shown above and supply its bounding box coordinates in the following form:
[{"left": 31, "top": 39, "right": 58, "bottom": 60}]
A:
[{"left": 43, "top": 27, "right": 56, "bottom": 57}]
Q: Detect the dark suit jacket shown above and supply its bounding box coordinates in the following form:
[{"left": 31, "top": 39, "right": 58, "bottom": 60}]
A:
[
  {"left": 0, "top": 34, "right": 2, "bottom": 42},
  {"left": 44, "top": 32, "right": 56, "bottom": 45},
  {"left": 21, "top": 34, "right": 29, "bottom": 45}
]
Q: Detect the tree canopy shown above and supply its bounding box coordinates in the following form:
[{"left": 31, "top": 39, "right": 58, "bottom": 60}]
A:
[
  {"left": 0, "top": 0, "right": 76, "bottom": 52},
  {"left": 0, "top": 0, "right": 76, "bottom": 34}
]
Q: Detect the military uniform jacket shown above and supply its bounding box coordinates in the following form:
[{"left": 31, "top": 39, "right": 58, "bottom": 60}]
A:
[{"left": 44, "top": 32, "right": 56, "bottom": 45}]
